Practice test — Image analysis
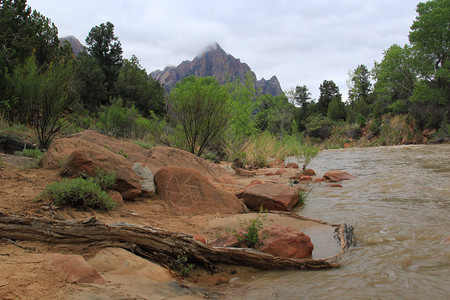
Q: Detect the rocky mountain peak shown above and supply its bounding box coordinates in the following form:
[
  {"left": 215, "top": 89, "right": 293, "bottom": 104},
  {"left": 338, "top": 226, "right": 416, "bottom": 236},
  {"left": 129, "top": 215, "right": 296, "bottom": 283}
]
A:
[
  {"left": 151, "top": 43, "right": 282, "bottom": 96},
  {"left": 59, "top": 35, "right": 85, "bottom": 56}
]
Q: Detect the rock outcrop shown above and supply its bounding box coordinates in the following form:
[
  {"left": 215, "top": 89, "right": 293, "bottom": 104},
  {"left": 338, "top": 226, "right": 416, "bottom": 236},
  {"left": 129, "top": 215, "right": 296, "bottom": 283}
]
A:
[
  {"left": 255, "top": 225, "right": 314, "bottom": 259},
  {"left": 44, "top": 253, "right": 104, "bottom": 284},
  {"left": 61, "top": 148, "right": 142, "bottom": 200},
  {"left": 59, "top": 35, "right": 85, "bottom": 56},
  {"left": 154, "top": 166, "right": 244, "bottom": 215},
  {"left": 243, "top": 183, "right": 300, "bottom": 211},
  {"left": 151, "top": 43, "right": 283, "bottom": 96}
]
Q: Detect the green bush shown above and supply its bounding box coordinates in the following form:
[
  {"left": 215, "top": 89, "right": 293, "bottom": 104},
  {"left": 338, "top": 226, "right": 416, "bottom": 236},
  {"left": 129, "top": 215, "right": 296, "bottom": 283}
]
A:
[
  {"left": 98, "top": 98, "right": 139, "bottom": 137},
  {"left": 355, "top": 114, "right": 367, "bottom": 127},
  {"left": 168, "top": 256, "right": 194, "bottom": 277},
  {"left": 42, "top": 170, "right": 117, "bottom": 211},
  {"left": 91, "top": 168, "right": 116, "bottom": 190},
  {"left": 304, "top": 114, "right": 333, "bottom": 140},
  {"left": 15, "top": 148, "right": 43, "bottom": 159},
  {"left": 231, "top": 208, "right": 267, "bottom": 248}
]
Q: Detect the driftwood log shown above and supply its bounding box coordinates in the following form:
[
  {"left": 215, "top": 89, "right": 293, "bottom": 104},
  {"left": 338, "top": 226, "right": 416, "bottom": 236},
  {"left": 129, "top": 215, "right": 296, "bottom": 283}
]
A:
[{"left": 0, "top": 212, "right": 354, "bottom": 272}]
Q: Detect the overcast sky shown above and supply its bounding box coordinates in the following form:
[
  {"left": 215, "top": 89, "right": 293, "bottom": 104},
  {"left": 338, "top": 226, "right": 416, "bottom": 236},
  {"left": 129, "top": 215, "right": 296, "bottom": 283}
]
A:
[{"left": 28, "top": 0, "right": 420, "bottom": 100}]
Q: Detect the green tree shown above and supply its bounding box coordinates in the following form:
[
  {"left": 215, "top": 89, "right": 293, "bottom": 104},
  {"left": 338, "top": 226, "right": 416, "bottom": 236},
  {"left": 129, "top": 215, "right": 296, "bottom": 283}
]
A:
[
  {"left": 327, "top": 97, "right": 346, "bottom": 121},
  {"left": 168, "top": 76, "right": 231, "bottom": 156},
  {"left": 256, "top": 94, "right": 295, "bottom": 135},
  {"left": 116, "top": 55, "right": 166, "bottom": 117},
  {"left": 408, "top": 0, "right": 449, "bottom": 129},
  {"left": 0, "top": 0, "right": 60, "bottom": 102},
  {"left": 8, "top": 55, "right": 76, "bottom": 148},
  {"left": 348, "top": 64, "right": 372, "bottom": 104},
  {"left": 75, "top": 52, "right": 108, "bottom": 110},
  {"left": 372, "top": 44, "right": 417, "bottom": 104},
  {"left": 225, "top": 72, "right": 258, "bottom": 138},
  {"left": 291, "top": 85, "right": 311, "bottom": 108},
  {"left": 317, "top": 80, "right": 341, "bottom": 116},
  {"left": 86, "top": 21, "right": 123, "bottom": 101}
]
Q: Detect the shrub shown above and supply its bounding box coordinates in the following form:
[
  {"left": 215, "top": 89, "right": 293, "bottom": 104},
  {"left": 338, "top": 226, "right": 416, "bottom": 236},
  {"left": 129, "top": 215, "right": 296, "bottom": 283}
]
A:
[
  {"left": 97, "top": 98, "right": 139, "bottom": 137},
  {"left": 231, "top": 208, "right": 267, "bottom": 248},
  {"left": 15, "top": 148, "right": 43, "bottom": 159},
  {"left": 168, "top": 76, "right": 231, "bottom": 156},
  {"left": 355, "top": 114, "right": 367, "bottom": 128},
  {"left": 304, "top": 114, "right": 333, "bottom": 140},
  {"left": 168, "top": 256, "right": 194, "bottom": 277},
  {"left": 297, "top": 184, "right": 315, "bottom": 206},
  {"left": 42, "top": 170, "right": 116, "bottom": 211}
]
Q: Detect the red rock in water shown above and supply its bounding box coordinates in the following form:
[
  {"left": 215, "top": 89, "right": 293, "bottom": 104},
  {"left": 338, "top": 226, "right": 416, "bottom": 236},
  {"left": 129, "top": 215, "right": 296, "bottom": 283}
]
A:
[
  {"left": 61, "top": 149, "right": 142, "bottom": 200},
  {"left": 323, "top": 171, "right": 356, "bottom": 182},
  {"left": 154, "top": 166, "right": 244, "bottom": 215},
  {"left": 44, "top": 253, "right": 104, "bottom": 284},
  {"left": 255, "top": 225, "right": 314, "bottom": 259},
  {"left": 243, "top": 183, "right": 299, "bottom": 211},
  {"left": 325, "top": 184, "right": 343, "bottom": 188},
  {"left": 313, "top": 177, "right": 324, "bottom": 182},
  {"left": 286, "top": 162, "right": 299, "bottom": 169}
]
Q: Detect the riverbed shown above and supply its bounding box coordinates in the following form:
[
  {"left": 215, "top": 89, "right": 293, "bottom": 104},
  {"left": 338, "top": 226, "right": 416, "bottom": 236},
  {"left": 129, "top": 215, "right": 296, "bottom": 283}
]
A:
[{"left": 223, "top": 144, "right": 450, "bottom": 299}]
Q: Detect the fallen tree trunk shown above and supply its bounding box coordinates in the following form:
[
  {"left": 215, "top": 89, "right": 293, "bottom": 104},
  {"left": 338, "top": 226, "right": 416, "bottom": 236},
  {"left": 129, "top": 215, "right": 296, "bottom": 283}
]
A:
[{"left": 0, "top": 212, "right": 353, "bottom": 271}]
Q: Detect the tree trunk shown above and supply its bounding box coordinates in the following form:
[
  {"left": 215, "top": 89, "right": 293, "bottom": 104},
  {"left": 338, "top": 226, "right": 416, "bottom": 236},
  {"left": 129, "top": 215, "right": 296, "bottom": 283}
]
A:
[{"left": 0, "top": 212, "right": 353, "bottom": 271}]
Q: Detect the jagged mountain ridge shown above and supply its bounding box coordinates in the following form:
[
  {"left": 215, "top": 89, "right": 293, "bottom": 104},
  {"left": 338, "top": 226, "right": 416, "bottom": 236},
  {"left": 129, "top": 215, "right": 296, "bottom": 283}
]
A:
[
  {"left": 151, "top": 43, "right": 283, "bottom": 96},
  {"left": 60, "top": 35, "right": 85, "bottom": 56}
]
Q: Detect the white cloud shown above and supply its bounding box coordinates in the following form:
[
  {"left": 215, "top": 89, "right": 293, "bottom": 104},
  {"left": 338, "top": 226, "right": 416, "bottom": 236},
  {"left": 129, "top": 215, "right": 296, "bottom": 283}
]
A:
[{"left": 28, "top": 0, "right": 420, "bottom": 99}]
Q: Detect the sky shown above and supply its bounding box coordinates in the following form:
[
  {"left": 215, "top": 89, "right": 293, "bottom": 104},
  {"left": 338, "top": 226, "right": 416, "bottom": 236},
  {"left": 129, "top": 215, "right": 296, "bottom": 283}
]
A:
[{"left": 28, "top": 0, "right": 421, "bottom": 100}]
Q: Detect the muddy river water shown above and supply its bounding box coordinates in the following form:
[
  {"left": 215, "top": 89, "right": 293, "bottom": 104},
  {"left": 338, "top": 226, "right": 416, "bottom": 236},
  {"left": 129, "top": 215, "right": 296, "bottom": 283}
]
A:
[{"left": 222, "top": 144, "right": 450, "bottom": 299}]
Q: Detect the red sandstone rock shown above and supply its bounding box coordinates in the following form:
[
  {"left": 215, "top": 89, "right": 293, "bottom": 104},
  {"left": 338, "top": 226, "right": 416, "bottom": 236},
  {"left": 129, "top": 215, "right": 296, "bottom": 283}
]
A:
[
  {"left": 265, "top": 172, "right": 274, "bottom": 176},
  {"left": 107, "top": 190, "right": 124, "bottom": 206},
  {"left": 313, "top": 177, "right": 324, "bottom": 182},
  {"left": 208, "top": 232, "right": 245, "bottom": 248},
  {"left": 267, "top": 159, "right": 284, "bottom": 168},
  {"left": 274, "top": 168, "right": 288, "bottom": 175},
  {"left": 235, "top": 168, "right": 256, "bottom": 177},
  {"left": 300, "top": 175, "right": 312, "bottom": 181},
  {"left": 343, "top": 143, "right": 351, "bottom": 148},
  {"left": 61, "top": 149, "right": 142, "bottom": 200},
  {"left": 68, "top": 130, "right": 150, "bottom": 163},
  {"left": 44, "top": 253, "right": 104, "bottom": 284},
  {"left": 303, "top": 169, "right": 316, "bottom": 176},
  {"left": 286, "top": 162, "right": 299, "bottom": 169},
  {"left": 243, "top": 183, "right": 299, "bottom": 211},
  {"left": 325, "top": 184, "right": 343, "bottom": 188},
  {"left": 245, "top": 179, "right": 263, "bottom": 188},
  {"left": 323, "top": 171, "right": 356, "bottom": 182},
  {"left": 193, "top": 235, "right": 207, "bottom": 244},
  {"left": 255, "top": 225, "right": 313, "bottom": 259},
  {"left": 148, "top": 146, "right": 230, "bottom": 179},
  {"left": 154, "top": 166, "right": 244, "bottom": 215}
]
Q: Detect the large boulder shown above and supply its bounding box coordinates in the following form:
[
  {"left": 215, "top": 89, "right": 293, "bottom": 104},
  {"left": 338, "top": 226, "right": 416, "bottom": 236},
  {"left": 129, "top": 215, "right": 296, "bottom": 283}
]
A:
[
  {"left": 243, "top": 183, "right": 299, "bottom": 211},
  {"left": 323, "top": 171, "right": 356, "bottom": 182},
  {"left": 41, "top": 138, "right": 108, "bottom": 169},
  {"left": 87, "top": 248, "right": 173, "bottom": 282},
  {"left": 44, "top": 253, "right": 104, "bottom": 284},
  {"left": 255, "top": 225, "right": 314, "bottom": 259},
  {"left": 61, "top": 148, "right": 142, "bottom": 200},
  {"left": 147, "top": 147, "right": 230, "bottom": 179},
  {"left": 68, "top": 130, "right": 150, "bottom": 163},
  {"left": 154, "top": 166, "right": 244, "bottom": 215}
]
